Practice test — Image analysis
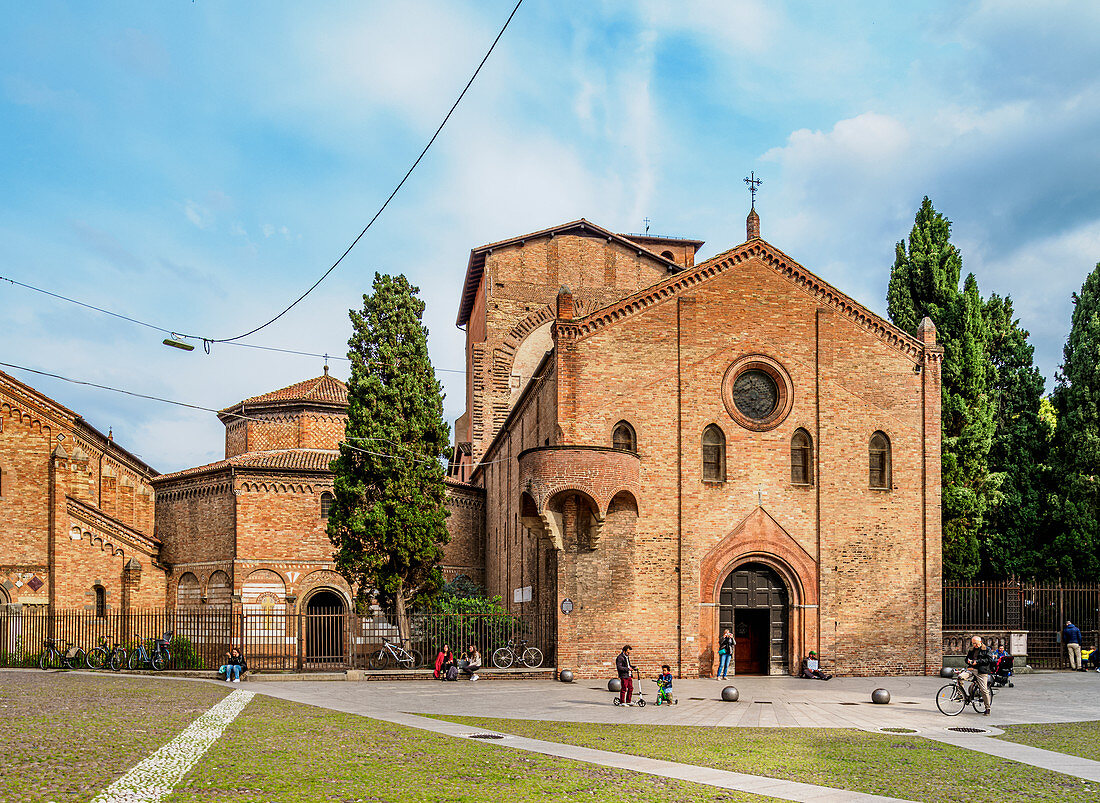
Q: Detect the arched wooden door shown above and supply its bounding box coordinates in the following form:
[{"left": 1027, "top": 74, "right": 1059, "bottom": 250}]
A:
[{"left": 718, "top": 562, "right": 789, "bottom": 675}]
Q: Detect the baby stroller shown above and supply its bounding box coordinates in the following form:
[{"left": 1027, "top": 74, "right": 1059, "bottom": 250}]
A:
[{"left": 990, "top": 654, "right": 1014, "bottom": 688}]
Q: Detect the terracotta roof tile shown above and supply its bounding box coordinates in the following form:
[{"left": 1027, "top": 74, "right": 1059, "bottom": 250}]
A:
[
  {"left": 154, "top": 449, "right": 339, "bottom": 483},
  {"left": 228, "top": 372, "right": 348, "bottom": 410}
]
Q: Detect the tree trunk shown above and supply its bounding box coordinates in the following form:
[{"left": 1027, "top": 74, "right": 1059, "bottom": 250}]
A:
[{"left": 394, "top": 579, "right": 411, "bottom": 648}]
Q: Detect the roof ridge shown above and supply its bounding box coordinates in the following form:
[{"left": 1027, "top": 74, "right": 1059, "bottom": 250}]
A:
[{"left": 556, "top": 238, "right": 925, "bottom": 360}]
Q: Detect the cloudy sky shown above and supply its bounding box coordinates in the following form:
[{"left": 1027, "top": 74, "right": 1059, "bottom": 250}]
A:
[{"left": 3, "top": 1, "right": 1099, "bottom": 473}]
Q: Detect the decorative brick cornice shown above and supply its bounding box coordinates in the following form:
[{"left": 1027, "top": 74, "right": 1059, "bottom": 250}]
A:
[
  {"left": 555, "top": 239, "right": 926, "bottom": 361},
  {"left": 67, "top": 496, "right": 160, "bottom": 553}
]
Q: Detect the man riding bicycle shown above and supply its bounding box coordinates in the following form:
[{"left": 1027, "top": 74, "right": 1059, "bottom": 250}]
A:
[{"left": 957, "top": 635, "right": 995, "bottom": 716}]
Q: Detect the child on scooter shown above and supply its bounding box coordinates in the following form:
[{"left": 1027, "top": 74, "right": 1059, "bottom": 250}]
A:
[{"left": 655, "top": 664, "right": 675, "bottom": 705}]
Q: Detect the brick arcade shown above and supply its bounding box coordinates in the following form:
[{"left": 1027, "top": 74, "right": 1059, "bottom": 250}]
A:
[{"left": 0, "top": 205, "right": 942, "bottom": 679}]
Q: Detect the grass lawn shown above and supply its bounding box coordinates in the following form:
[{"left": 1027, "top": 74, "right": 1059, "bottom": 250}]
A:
[
  {"left": 997, "top": 720, "right": 1100, "bottom": 762},
  {"left": 168, "top": 695, "right": 770, "bottom": 803},
  {"left": 437, "top": 716, "right": 1089, "bottom": 803},
  {"left": 0, "top": 669, "right": 229, "bottom": 803}
]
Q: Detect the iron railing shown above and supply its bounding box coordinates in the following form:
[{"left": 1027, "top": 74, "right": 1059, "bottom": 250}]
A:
[
  {"left": 0, "top": 607, "right": 555, "bottom": 672},
  {"left": 944, "top": 581, "right": 1100, "bottom": 668}
]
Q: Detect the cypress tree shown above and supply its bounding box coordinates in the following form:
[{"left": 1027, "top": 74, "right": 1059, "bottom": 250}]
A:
[
  {"left": 887, "top": 198, "right": 1000, "bottom": 579},
  {"left": 982, "top": 293, "right": 1050, "bottom": 578},
  {"left": 327, "top": 273, "right": 450, "bottom": 642},
  {"left": 1048, "top": 263, "right": 1100, "bottom": 580}
]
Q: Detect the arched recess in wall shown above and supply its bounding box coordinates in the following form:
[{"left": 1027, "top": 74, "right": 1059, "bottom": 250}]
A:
[
  {"left": 177, "top": 573, "right": 201, "bottom": 608},
  {"left": 508, "top": 320, "right": 553, "bottom": 404},
  {"left": 546, "top": 489, "right": 600, "bottom": 552},
  {"left": 0, "top": 585, "right": 9, "bottom": 605},
  {"left": 243, "top": 569, "right": 287, "bottom": 643},
  {"left": 206, "top": 570, "right": 232, "bottom": 607}
]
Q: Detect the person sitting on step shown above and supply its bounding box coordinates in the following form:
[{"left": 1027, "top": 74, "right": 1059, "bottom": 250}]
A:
[{"left": 799, "top": 650, "right": 831, "bottom": 680}]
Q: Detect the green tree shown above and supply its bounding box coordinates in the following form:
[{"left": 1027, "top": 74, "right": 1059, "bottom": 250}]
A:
[
  {"left": 887, "top": 198, "right": 1001, "bottom": 579},
  {"left": 982, "top": 293, "right": 1051, "bottom": 578},
  {"left": 1048, "top": 263, "right": 1100, "bottom": 580},
  {"left": 328, "top": 273, "right": 450, "bottom": 643}
]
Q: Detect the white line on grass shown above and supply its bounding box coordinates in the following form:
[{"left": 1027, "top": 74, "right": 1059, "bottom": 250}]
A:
[{"left": 90, "top": 689, "right": 254, "bottom": 803}]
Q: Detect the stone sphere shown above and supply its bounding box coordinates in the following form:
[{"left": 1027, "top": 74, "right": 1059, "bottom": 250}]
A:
[
  {"left": 939, "top": 666, "right": 957, "bottom": 679},
  {"left": 721, "top": 685, "right": 739, "bottom": 702},
  {"left": 871, "top": 688, "right": 891, "bottom": 705},
  {"left": 608, "top": 678, "right": 622, "bottom": 692},
  {"left": 559, "top": 669, "right": 574, "bottom": 683}
]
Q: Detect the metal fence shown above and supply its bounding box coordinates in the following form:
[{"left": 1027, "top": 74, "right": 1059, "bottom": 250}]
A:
[
  {"left": 944, "top": 581, "right": 1100, "bottom": 668},
  {"left": 0, "top": 607, "right": 555, "bottom": 672}
]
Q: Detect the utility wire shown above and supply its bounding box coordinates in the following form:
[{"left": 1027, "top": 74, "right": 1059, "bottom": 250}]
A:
[
  {"left": 0, "top": 359, "right": 531, "bottom": 468},
  {"left": 207, "top": 0, "right": 524, "bottom": 346}
]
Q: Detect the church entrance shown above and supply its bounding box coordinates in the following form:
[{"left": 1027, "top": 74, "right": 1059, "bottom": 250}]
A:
[
  {"left": 304, "top": 589, "right": 346, "bottom": 665},
  {"left": 718, "top": 562, "right": 789, "bottom": 675}
]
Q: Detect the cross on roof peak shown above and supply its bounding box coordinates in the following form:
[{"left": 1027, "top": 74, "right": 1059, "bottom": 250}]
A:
[{"left": 744, "top": 172, "right": 762, "bottom": 210}]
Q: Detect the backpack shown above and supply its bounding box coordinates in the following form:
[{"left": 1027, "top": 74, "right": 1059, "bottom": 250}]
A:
[{"left": 446, "top": 665, "right": 459, "bottom": 681}]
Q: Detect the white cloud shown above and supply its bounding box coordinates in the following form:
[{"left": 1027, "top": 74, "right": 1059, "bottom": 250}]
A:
[{"left": 183, "top": 200, "right": 212, "bottom": 230}]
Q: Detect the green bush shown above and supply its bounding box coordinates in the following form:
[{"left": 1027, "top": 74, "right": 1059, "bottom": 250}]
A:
[{"left": 168, "top": 636, "right": 201, "bottom": 669}]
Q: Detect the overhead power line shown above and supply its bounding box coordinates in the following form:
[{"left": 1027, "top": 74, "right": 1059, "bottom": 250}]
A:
[{"left": 202, "top": 0, "right": 525, "bottom": 347}]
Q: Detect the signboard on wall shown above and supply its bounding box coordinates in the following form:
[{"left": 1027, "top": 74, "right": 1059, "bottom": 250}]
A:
[{"left": 513, "top": 586, "right": 532, "bottom": 603}]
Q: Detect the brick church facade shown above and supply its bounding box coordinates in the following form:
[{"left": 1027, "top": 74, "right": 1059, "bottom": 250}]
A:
[
  {"left": 449, "top": 210, "right": 943, "bottom": 678},
  {"left": 0, "top": 207, "right": 942, "bottom": 678}
]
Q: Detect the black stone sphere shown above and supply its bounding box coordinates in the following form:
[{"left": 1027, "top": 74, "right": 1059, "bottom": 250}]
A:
[
  {"left": 608, "top": 677, "right": 622, "bottom": 692},
  {"left": 871, "top": 688, "right": 891, "bottom": 704},
  {"left": 559, "top": 669, "right": 574, "bottom": 683},
  {"left": 721, "top": 686, "right": 739, "bottom": 702}
]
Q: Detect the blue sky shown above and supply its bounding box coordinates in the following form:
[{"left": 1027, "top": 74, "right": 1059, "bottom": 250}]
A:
[{"left": 3, "top": 1, "right": 1099, "bottom": 472}]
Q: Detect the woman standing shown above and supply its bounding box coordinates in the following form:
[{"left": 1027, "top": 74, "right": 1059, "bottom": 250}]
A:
[{"left": 717, "top": 629, "right": 735, "bottom": 679}]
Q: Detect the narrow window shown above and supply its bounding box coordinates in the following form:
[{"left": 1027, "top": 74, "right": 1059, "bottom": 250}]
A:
[
  {"left": 702, "top": 425, "right": 726, "bottom": 482},
  {"left": 612, "top": 421, "right": 637, "bottom": 453},
  {"left": 94, "top": 585, "right": 106, "bottom": 618},
  {"left": 320, "top": 491, "right": 335, "bottom": 520},
  {"left": 869, "top": 432, "right": 891, "bottom": 490},
  {"left": 791, "top": 429, "right": 813, "bottom": 486}
]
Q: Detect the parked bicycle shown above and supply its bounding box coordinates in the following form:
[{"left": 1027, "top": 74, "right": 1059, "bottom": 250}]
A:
[
  {"left": 39, "top": 638, "right": 85, "bottom": 670},
  {"left": 86, "top": 637, "right": 126, "bottom": 671},
  {"left": 368, "top": 637, "right": 423, "bottom": 670},
  {"left": 492, "top": 637, "right": 543, "bottom": 669},
  {"left": 127, "top": 631, "right": 173, "bottom": 671},
  {"left": 936, "top": 671, "right": 996, "bottom": 716}
]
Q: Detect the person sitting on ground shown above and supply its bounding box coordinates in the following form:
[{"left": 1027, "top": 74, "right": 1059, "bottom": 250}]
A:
[
  {"left": 219, "top": 648, "right": 246, "bottom": 683},
  {"left": 434, "top": 644, "right": 451, "bottom": 680},
  {"left": 799, "top": 650, "right": 831, "bottom": 680},
  {"left": 656, "top": 663, "right": 674, "bottom": 705},
  {"left": 461, "top": 644, "right": 482, "bottom": 682}
]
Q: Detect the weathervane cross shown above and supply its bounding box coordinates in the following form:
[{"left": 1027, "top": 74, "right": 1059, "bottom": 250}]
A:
[
  {"left": 643, "top": 217, "right": 651, "bottom": 234},
  {"left": 744, "top": 171, "right": 762, "bottom": 209}
]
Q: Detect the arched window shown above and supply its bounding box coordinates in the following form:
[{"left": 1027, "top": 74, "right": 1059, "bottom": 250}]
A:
[
  {"left": 790, "top": 429, "right": 813, "bottom": 486},
  {"left": 612, "top": 421, "right": 637, "bottom": 453},
  {"left": 661, "top": 250, "right": 675, "bottom": 261},
  {"left": 320, "top": 492, "right": 335, "bottom": 520},
  {"left": 702, "top": 425, "right": 726, "bottom": 482},
  {"left": 94, "top": 584, "right": 106, "bottom": 618},
  {"left": 869, "top": 431, "right": 891, "bottom": 490}
]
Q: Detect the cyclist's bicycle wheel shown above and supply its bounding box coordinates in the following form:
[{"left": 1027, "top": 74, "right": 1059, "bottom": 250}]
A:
[
  {"left": 521, "top": 647, "right": 543, "bottom": 668},
  {"left": 971, "top": 695, "right": 990, "bottom": 714},
  {"left": 368, "top": 649, "right": 390, "bottom": 670},
  {"left": 87, "top": 647, "right": 108, "bottom": 670},
  {"left": 936, "top": 683, "right": 966, "bottom": 716},
  {"left": 492, "top": 647, "right": 514, "bottom": 669},
  {"left": 110, "top": 648, "right": 127, "bottom": 672}
]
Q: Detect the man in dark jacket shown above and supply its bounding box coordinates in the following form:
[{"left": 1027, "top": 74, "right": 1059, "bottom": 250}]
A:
[
  {"left": 615, "top": 645, "right": 635, "bottom": 706},
  {"left": 957, "top": 635, "right": 994, "bottom": 715},
  {"left": 1064, "top": 621, "right": 1083, "bottom": 671}
]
